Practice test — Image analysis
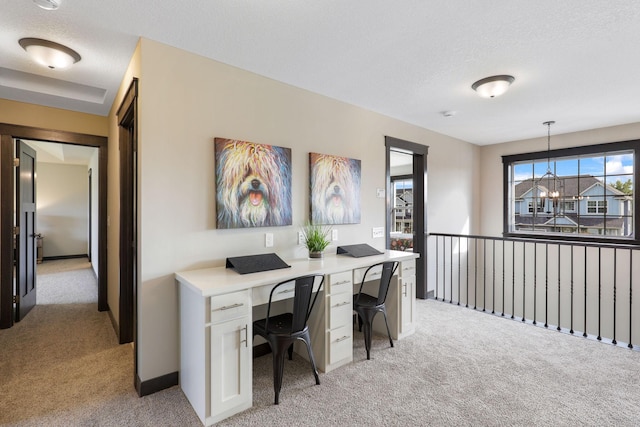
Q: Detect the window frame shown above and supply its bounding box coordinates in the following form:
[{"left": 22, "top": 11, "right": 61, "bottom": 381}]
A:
[{"left": 502, "top": 139, "right": 639, "bottom": 245}]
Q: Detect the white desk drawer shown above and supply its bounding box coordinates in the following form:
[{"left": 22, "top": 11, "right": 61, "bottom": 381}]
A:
[
  {"left": 353, "top": 264, "right": 383, "bottom": 285},
  {"left": 400, "top": 259, "right": 416, "bottom": 277},
  {"left": 329, "top": 325, "right": 352, "bottom": 364},
  {"left": 328, "top": 271, "right": 352, "bottom": 295},
  {"left": 328, "top": 292, "right": 352, "bottom": 330},
  {"left": 210, "top": 290, "right": 251, "bottom": 324},
  {"left": 252, "top": 281, "right": 295, "bottom": 307}
]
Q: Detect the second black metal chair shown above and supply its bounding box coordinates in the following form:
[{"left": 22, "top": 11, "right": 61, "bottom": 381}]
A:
[
  {"left": 353, "top": 261, "right": 399, "bottom": 360},
  {"left": 253, "top": 274, "right": 324, "bottom": 404}
]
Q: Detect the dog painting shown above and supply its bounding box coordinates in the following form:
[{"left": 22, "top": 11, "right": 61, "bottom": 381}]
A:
[
  {"left": 215, "top": 138, "right": 292, "bottom": 228},
  {"left": 310, "top": 152, "right": 361, "bottom": 225}
]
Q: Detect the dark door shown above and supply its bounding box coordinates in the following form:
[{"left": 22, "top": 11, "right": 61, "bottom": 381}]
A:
[{"left": 15, "top": 140, "right": 37, "bottom": 321}]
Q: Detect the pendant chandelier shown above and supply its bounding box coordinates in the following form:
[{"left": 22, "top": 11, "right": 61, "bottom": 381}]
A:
[{"left": 534, "top": 121, "right": 562, "bottom": 215}]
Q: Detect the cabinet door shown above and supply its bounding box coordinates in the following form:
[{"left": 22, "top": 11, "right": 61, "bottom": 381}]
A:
[
  {"left": 400, "top": 275, "right": 416, "bottom": 334},
  {"left": 210, "top": 316, "right": 252, "bottom": 417}
]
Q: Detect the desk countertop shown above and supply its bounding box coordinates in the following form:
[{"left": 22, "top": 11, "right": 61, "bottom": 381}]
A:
[{"left": 175, "top": 250, "right": 419, "bottom": 297}]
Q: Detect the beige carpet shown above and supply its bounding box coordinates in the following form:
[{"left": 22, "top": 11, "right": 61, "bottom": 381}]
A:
[{"left": 2, "top": 260, "right": 640, "bottom": 426}]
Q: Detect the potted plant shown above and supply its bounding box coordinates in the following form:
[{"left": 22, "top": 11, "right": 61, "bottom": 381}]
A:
[{"left": 301, "top": 223, "right": 331, "bottom": 259}]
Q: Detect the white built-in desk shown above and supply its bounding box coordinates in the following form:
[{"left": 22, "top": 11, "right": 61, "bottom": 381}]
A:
[{"left": 176, "top": 250, "right": 419, "bottom": 426}]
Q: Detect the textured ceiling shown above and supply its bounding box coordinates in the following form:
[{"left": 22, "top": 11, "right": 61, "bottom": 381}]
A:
[{"left": 2, "top": 1, "right": 640, "bottom": 145}]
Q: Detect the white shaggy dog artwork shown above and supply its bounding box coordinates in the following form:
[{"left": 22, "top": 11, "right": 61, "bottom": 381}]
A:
[
  {"left": 215, "top": 138, "right": 292, "bottom": 228},
  {"left": 310, "top": 152, "right": 361, "bottom": 225}
]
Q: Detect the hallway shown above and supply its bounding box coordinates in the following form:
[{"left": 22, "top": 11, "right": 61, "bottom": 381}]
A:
[{"left": 0, "top": 259, "right": 197, "bottom": 425}]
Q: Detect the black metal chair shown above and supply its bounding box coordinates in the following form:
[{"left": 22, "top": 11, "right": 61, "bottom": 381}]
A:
[
  {"left": 353, "top": 261, "right": 399, "bottom": 360},
  {"left": 253, "top": 274, "right": 324, "bottom": 404}
]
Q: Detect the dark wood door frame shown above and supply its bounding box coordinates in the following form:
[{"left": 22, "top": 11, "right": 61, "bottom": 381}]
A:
[
  {"left": 116, "top": 79, "right": 137, "bottom": 373},
  {"left": 0, "top": 124, "right": 108, "bottom": 329},
  {"left": 385, "top": 136, "right": 429, "bottom": 299}
]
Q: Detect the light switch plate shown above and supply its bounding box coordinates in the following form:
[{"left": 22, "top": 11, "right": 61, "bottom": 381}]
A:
[
  {"left": 372, "top": 227, "right": 384, "bottom": 238},
  {"left": 298, "top": 231, "right": 305, "bottom": 245},
  {"left": 265, "top": 233, "right": 274, "bottom": 247},
  {"left": 376, "top": 188, "right": 385, "bottom": 198},
  {"left": 332, "top": 229, "right": 338, "bottom": 241}
]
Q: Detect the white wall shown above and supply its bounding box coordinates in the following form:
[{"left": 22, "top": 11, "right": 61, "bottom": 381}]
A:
[
  {"left": 124, "top": 38, "right": 480, "bottom": 382},
  {"left": 479, "top": 122, "right": 640, "bottom": 236},
  {"left": 36, "top": 162, "right": 89, "bottom": 258}
]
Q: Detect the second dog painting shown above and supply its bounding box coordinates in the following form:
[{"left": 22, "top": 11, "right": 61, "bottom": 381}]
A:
[{"left": 309, "top": 152, "right": 361, "bottom": 225}]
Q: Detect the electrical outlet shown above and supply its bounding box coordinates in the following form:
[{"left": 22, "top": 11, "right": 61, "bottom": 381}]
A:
[
  {"left": 265, "top": 233, "right": 274, "bottom": 247},
  {"left": 372, "top": 227, "right": 384, "bottom": 238},
  {"left": 298, "top": 231, "right": 305, "bottom": 245},
  {"left": 332, "top": 229, "right": 338, "bottom": 241}
]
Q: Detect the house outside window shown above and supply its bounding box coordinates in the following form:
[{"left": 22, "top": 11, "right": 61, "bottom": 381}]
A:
[{"left": 503, "top": 140, "right": 638, "bottom": 243}]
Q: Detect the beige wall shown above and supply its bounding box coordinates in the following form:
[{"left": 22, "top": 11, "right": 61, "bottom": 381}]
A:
[
  {"left": 0, "top": 98, "right": 108, "bottom": 136},
  {"left": 35, "top": 162, "right": 89, "bottom": 257},
  {"left": 131, "top": 38, "right": 480, "bottom": 381},
  {"left": 478, "top": 122, "right": 640, "bottom": 237}
]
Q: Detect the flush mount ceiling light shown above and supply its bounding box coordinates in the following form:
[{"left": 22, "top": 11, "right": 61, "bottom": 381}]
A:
[
  {"left": 33, "top": 0, "right": 60, "bottom": 10},
  {"left": 471, "top": 75, "right": 515, "bottom": 98},
  {"left": 19, "top": 38, "right": 81, "bottom": 69}
]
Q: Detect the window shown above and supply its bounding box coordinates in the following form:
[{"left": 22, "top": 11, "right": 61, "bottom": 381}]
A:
[
  {"left": 392, "top": 177, "right": 413, "bottom": 234},
  {"left": 503, "top": 140, "right": 638, "bottom": 243},
  {"left": 562, "top": 201, "right": 576, "bottom": 211},
  {"left": 527, "top": 201, "right": 544, "bottom": 213},
  {"left": 587, "top": 200, "right": 607, "bottom": 214}
]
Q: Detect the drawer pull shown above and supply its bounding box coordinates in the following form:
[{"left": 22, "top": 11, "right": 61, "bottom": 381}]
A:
[
  {"left": 334, "top": 280, "right": 350, "bottom": 286},
  {"left": 213, "top": 302, "right": 244, "bottom": 311},
  {"left": 277, "top": 288, "right": 295, "bottom": 295},
  {"left": 335, "top": 335, "right": 350, "bottom": 343},
  {"left": 403, "top": 283, "right": 408, "bottom": 297},
  {"left": 332, "top": 301, "right": 350, "bottom": 308}
]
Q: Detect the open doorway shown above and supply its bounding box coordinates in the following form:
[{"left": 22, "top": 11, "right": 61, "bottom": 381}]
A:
[
  {"left": 0, "top": 124, "right": 107, "bottom": 329},
  {"left": 23, "top": 139, "right": 99, "bottom": 310},
  {"left": 385, "top": 136, "right": 428, "bottom": 299}
]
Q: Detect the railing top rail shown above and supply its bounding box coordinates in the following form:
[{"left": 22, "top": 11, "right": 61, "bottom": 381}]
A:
[{"left": 429, "top": 232, "right": 640, "bottom": 251}]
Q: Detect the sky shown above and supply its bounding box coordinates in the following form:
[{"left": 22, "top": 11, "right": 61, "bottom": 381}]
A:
[{"left": 513, "top": 152, "right": 634, "bottom": 186}]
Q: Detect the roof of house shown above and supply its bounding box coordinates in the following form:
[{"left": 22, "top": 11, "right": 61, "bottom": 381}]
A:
[
  {"left": 515, "top": 175, "right": 627, "bottom": 199},
  {"left": 515, "top": 214, "right": 626, "bottom": 229}
]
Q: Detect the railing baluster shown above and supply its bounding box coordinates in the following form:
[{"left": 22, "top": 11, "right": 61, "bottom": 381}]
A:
[
  {"left": 474, "top": 238, "right": 478, "bottom": 310},
  {"left": 629, "top": 249, "right": 633, "bottom": 349},
  {"left": 570, "top": 244, "right": 574, "bottom": 334},
  {"left": 557, "top": 243, "right": 561, "bottom": 331},
  {"left": 522, "top": 242, "right": 526, "bottom": 322},
  {"left": 457, "top": 236, "right": 461, "bottom": 306},
  {"left": 450, "top": 235, "right": 453, "bottom": 304},
  {"left": 483, "top": 239, "right": 486, "bottom": 312},
  {"left": 492, "top": 240, "right": 496, "bottom": 314},
  {"left": 543, "top": 242, "right": 548, "bottom": 328},
  {"left": 533, "top": 242, "right": 537, "bottom": 325},
  {"left": 598, "top": 247, "right": 602, "bottom": 341},
  {"left": 502, "top": 239, "right": 506, "bottom": 317},
  {"left": 511, "top": 240, "right": 515, "bottom": 319},
  {"left": 442, "top": 235, "right": 446, "bottom": 302},
  {"left": 435, "top": 235, "right": 439, "bottom": 301},
  {"left": 613, "top": 247, "right": 617, "bottom": 345},
  {"left": 466, "top": 237, "right": 469, "bottom": 308},
  {"left": 584, "top": 246, "right": 587, "bottom": 338}
]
